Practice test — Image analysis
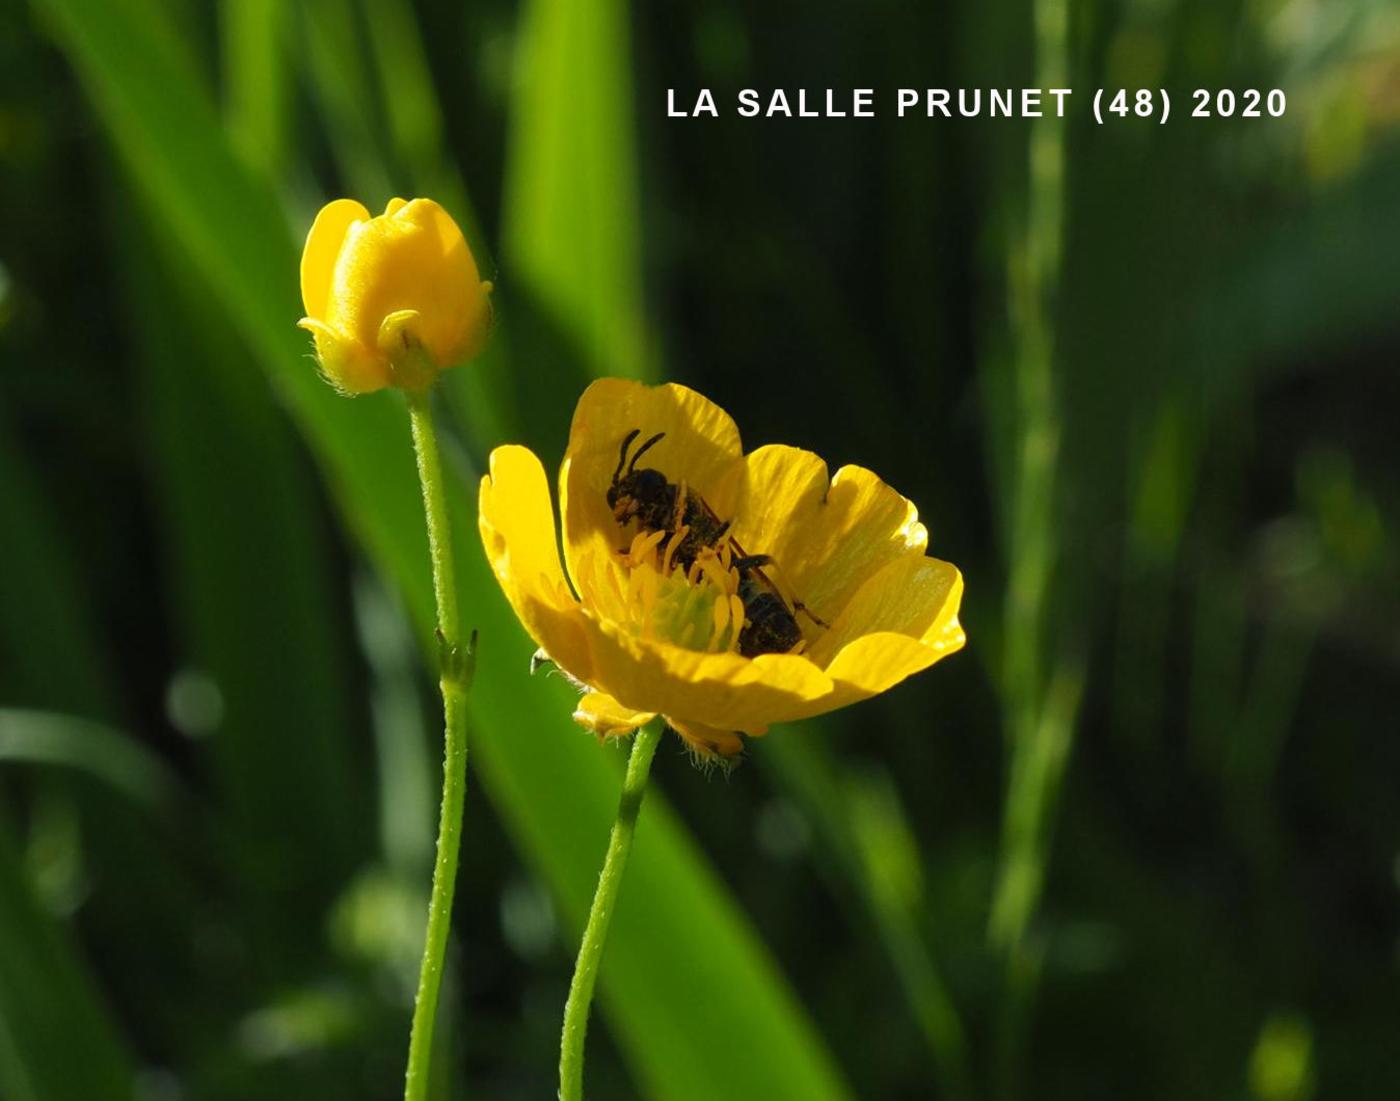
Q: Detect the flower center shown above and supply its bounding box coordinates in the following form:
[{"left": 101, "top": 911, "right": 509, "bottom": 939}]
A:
[{"left": 588, "top": 528, "right": 747, "bottom": 654}]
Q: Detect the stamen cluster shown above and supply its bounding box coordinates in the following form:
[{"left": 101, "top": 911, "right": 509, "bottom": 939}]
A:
[{"left": 590, "top": 528, "right": 747, "bottom": 654}]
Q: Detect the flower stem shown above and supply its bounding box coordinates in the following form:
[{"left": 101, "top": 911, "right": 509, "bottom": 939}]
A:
[
  {"left": 404, "top": 389, "right": 475, "bottom": 1101},
  {"left": 559, "top": 721, "right": 664, "bottom": 1101}
]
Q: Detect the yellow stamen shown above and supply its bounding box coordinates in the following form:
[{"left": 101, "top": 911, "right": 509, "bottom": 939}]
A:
[
  {"left": 698, "top": 553, "right": 736, "bottom": 595},
  {"left": 712, "top": 594, "right": 731, "bottom": 640},
  {"left": 604, "top": 529, "right": 748, "bottom": 654},
  {"left": 662, "top": 525, "right": 689, "bottom": 576},
  {"left": 728, "top": 595, "right": 746, "bottom": 652},
  {"left": 623, "top": 529, "right": 666, "bottom": 567}
]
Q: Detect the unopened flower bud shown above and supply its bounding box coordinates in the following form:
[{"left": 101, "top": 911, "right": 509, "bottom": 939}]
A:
[{"left": 298, "top": 198, "right": 492, "bottom": 394}]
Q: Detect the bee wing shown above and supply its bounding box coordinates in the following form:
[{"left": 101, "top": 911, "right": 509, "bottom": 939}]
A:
[
  {"left": 679, "top": 483, "right": 738, "bottom": 555},
  {"left": 741, "top": 557, "right": 789, "bottom": 604},
  {"left": 724, "top": 526, "right": 825, "bottom": 628},
  {"left": 680, "top": 483, "right": 722, "bottom": 527}
]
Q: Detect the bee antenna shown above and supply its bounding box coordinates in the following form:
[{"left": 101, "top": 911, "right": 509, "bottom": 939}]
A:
[
  {"left": 629, "top": 432, "right": 666, "bottom": 473},
  {"left": 613, "top": 429, "right": 641, "bottom": 486}
]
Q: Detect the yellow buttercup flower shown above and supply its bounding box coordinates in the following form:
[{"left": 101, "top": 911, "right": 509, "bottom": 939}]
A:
[
  {"left": 479, "top": 378, "right": 965, "bottom": 759},
  {"left": 298, "top": 197, "right": 492, "bottom": 394}
]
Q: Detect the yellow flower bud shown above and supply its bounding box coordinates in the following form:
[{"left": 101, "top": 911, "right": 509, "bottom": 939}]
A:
[{"left": 298, "top": 197, "right": 493, "bottom": 394}]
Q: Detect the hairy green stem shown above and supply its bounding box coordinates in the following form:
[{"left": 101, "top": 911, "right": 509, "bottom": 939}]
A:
[
  {"left": 404, "top": 389, "right": 475, "bottom": 1101},
  {"left": 559, "top": 721, "right": 663, "bottom": 1101}
]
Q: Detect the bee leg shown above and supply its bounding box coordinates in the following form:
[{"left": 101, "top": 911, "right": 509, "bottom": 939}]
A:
[
  {"left": 732, "top": 554, "right": 773, "bottom": 571},
  {"left": 793, "top": 601, "right": 830, "bottom": 629}
]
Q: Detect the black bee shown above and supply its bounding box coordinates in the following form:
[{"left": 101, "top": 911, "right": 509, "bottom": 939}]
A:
[
  {"left": 607, "top": 429, "right": 732, "bottom": 572},
  {"left": 607, "top": 429, "right": 824, "bottom": 657}
]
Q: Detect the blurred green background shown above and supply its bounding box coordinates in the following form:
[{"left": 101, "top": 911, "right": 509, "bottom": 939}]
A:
[{"left": 2, "top": 0, "right": 1398, "bottom": 1097}]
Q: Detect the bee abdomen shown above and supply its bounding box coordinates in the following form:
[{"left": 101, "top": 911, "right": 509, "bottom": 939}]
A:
[{"left": 738, "top": 592, "right": 803, "bottom": 657}]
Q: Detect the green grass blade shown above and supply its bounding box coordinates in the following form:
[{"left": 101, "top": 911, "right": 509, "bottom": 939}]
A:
[
  {"left": 504, "top": 0, "right": 649, "bottom": 379},
  {"left": 761, "top": 732, "right": 972, "bottom": 1100},
  {"left": 356, "top": 0, "right": 477, "bottom": 236},
  {"left": 353, "top": 574, "right": 436, "bottom": 874},
  {"left": 220, "top": 0, "right": 292, "bottom": 176},
  {"left": 0, "top": 823, "right": 135, "bottom": 1101},
  {"left": 37, "top": 0, "right": 850, "bottom": 1093},
  {"left": 298, "top": 0, "right": 394, "bottom": 200},
  {"left": 0, "top": 414, "right": 114, "bottom": 715},
  {"left": 0, "top": 710, "right": 182, "bottom": 812},
  {"left": 121, "top": 201, "right": 369, "bottom": 931}
]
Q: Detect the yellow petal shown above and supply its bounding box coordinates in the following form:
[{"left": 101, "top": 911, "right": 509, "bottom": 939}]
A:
[
  {"left": 384, "top": 196, "right": 409, "bottom": 216},
  {"left": 822, "top": 626, "right": 964, "bottom": 708},
  {"left": 665, "top": 717, "right": 746, "bottom": 759},
  {"left": 813, "top": 564, "right": 965, "bottom": 711},
  {"left": 560, "top": 378, "right": 744, "bottom": 604},
  {"left": 300, "top": 198, "right": 370, "bottom": 321},
  {"left": 478, "top": 446, "right": 595, "bottom": 684},
  {"left": 806, "top": 554, "right": 962, "bottom": 668},
  {"left": 733, "top": 448, "right": 927, "bottom": 628},
  {"left": 324, "top": 198, "right": 490, "bottom": 370},
  {"left": 573, "top": 692, "right": 654, "bottom": 738},
  {"left": 585, "top": 618, "right": 833, "bottom": 733},
  {"left": 395, "top": 199, "right": 492, "bottom": 367}
]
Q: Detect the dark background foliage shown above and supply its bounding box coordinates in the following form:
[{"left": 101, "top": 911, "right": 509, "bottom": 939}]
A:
[{"left": 1, "top": 0, "right": 1397, "bottom": 1098}]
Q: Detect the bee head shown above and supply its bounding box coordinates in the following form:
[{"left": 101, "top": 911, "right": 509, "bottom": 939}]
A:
[
  {"left": 608, "top": 429, "right": 667, "bottom": 525},
  {"left": 609, "top": 467, "right": 667, "bottom": 524}
]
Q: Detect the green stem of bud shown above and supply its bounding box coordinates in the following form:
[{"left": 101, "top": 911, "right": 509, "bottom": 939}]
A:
[{"left": 404, "top": 389, "right": 474, "bottom": 1101}]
